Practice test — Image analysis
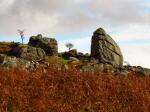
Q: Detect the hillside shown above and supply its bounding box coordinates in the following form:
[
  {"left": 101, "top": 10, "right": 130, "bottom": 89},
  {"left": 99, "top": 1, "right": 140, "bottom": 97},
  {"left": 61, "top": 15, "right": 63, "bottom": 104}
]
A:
[
  {"left": 0, "top": 28, "right": 150, "bottom": 112},
  {"left": 0, "top": 62, "right": 150, "bottom": 112}
]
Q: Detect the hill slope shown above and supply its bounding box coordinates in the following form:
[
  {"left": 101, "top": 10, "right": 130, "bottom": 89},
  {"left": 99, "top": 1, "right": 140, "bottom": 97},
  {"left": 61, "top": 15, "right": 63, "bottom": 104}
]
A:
[{"left": 0, "top": 63, "right": 150, "bottom": 112}]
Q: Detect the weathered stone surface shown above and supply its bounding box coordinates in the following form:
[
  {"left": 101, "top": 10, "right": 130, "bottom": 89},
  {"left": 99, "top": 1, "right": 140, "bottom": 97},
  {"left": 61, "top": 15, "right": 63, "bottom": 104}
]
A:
[
  {"left": 0, "top": 54, "right": 35, "bottom": 69},
  {"left": 91, "top": 28, "right": 123, "bottom": 68},
  {"left": 81, "top": 63, "right": 104, "bottom": 73},
  {"left": 12, "top": 45, "right": 46, "bottom": 62},
  {"left": 28, "top": 34, "right": 58, "bottom": 56},
  {"left": 80, "top": 58, "right": 104, "bottom": 72},
  {"left": 121, "top": 65, "right": 150, "bottom": 76},
  {"left": 61, "top": 49, "right": 77, "bottom": 59}
]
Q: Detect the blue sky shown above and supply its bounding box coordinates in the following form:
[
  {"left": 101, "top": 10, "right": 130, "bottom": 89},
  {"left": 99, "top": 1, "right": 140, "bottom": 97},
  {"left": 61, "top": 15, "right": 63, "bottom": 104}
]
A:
[{"left": 0, "top": 0, "right": 150, "bottom": 68}]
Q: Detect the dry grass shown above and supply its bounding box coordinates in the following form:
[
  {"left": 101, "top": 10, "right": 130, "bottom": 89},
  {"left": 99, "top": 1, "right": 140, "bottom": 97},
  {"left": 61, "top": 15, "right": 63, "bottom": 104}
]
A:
[{"left": 0, "top": 62, "right": 150, "bottom": 112}]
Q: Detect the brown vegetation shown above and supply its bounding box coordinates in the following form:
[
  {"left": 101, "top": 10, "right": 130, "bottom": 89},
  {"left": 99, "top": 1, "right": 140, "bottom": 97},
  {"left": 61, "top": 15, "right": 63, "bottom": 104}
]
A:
[{"left": 0, "top": 62, "right": 150, "bottom": 112}]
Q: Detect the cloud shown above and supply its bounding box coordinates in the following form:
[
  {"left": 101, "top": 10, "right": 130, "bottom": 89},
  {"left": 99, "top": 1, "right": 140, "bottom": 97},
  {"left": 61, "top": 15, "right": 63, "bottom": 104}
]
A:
[
  {"left": 120, "top": 44, "right": 150, "bottom": 68},
  {"left": 110, "top": 24, "right": 150, "bottom": 42},
  {"left": 0, "top": 0, "right": 150, "bottom": 36}
]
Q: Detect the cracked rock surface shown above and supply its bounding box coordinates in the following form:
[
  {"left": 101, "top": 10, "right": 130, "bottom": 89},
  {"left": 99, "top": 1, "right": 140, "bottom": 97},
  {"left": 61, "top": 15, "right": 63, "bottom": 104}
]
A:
[{"left": 91, "top": 28, "right": 123, "bottom": 68}]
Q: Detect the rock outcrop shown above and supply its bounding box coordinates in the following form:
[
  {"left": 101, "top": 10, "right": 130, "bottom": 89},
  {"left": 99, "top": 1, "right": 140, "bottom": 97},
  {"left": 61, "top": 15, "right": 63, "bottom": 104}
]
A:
[
  {"left": 61, "top": 49, "right": 78, "bottom": 59},
  {"left": 80, "top": 57, "right": 115, "bottom": 73},
  {"left": 0, "top": 54, "right": 35, "bottom": 69},
  {"left": 12, "top": 45, "right": 46, "bottom": 62},
  {"left": 0, "top": 31, "right": 149, "bottom": 76},
  {"left": 91, "top": 28, "right": 123, "bottom": 68},
  {"left": 28, "top": 34, "right": 58, "bottom": 56},
  {"left": 121, "top": 65, "right": 150, "bottom": 76}
]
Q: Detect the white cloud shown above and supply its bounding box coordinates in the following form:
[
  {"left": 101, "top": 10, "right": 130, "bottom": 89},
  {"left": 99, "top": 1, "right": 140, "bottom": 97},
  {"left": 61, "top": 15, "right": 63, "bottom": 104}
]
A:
[
  {"left": 120, "top": 44, "right": 150, "bottom": 68},
  {"left": 0, "top": 0, "right": 150, "bottom": 36},
  {"left": 0, "top": 0, "right": 14, "bottom": 13},
  {"left": 109, "top": 24, "right": 150, "bottom": 43}
]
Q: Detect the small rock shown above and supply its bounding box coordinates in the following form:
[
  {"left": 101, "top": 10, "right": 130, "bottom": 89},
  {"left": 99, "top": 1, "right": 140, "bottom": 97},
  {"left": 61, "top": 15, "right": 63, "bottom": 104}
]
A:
[{"left": 103, "top": 64, "right": 114, "bottom": 73}]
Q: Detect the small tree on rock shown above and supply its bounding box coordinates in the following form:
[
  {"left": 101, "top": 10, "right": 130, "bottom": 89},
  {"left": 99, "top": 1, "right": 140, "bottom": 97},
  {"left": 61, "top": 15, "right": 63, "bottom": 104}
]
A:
[
  {"left": 65, "top": 43, "right": 74, "bottom": 51},
  {"left": 18, "top": 29, "right": 25, "bottom": 45}
]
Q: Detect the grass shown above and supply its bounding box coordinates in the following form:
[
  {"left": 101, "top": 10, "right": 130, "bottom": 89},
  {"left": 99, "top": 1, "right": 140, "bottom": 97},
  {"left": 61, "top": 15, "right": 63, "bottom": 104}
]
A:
[
  {"left": 0, "top": 61, "right": 150, "bottom": 112},
  {"left": 63, "top": 59, "right": 72, "bottom": 64},
  {"left": 46, "top": 56, "right": 72, "bottom": 64}
]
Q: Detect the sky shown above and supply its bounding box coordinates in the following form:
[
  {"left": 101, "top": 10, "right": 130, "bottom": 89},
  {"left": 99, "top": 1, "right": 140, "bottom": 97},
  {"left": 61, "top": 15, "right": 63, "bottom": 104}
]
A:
[{"left": 0, "top": 0, "right": 150, "bottom": 68}]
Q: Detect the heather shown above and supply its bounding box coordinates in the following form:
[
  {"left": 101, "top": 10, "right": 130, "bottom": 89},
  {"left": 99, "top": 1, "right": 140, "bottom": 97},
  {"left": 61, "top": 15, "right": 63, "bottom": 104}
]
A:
[{"left": 0, "top": 63, "right": 150, "bottom": 112}]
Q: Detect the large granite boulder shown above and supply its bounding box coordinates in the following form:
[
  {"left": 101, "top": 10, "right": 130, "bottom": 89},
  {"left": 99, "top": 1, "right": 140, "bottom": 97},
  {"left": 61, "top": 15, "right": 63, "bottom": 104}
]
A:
[
  {"left": 12, "top": 45, "right": 46, "bottom": 62},
  {"left": 91, "top": 28, "right": 123, "bottom": 68},
  {"left": 28, "top": 34, "right": 58, "bottom": 56}
]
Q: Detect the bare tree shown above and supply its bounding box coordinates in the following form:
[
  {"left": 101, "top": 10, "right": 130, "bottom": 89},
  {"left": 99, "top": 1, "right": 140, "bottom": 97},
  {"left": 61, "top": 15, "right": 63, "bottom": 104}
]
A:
[
  {"left": 65, "top": 43, "right": 74, "bottom": 51},
  {"left": 18, "top": 29, "right": 25, "bottom": 45}
]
